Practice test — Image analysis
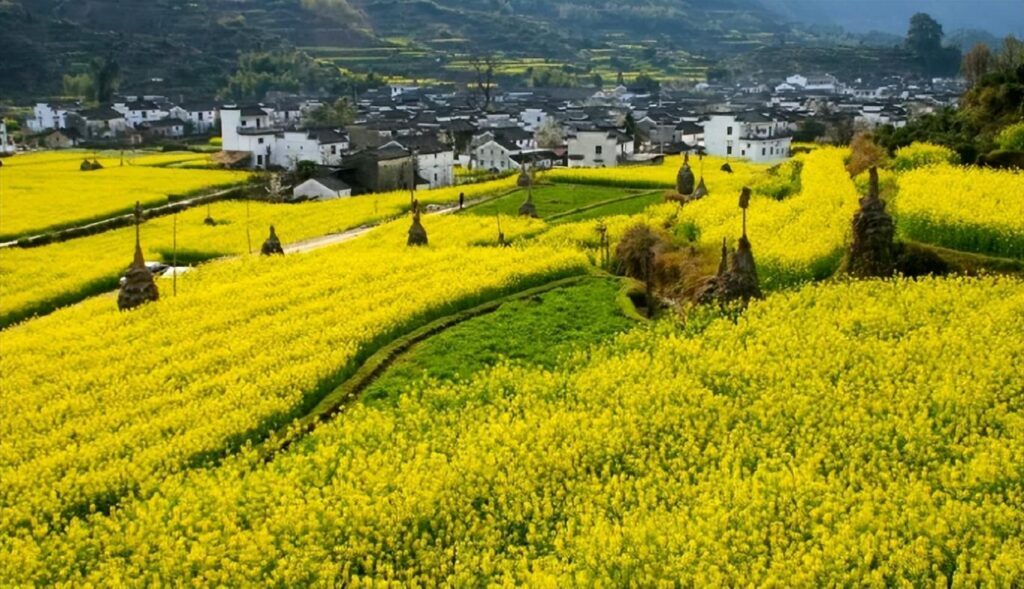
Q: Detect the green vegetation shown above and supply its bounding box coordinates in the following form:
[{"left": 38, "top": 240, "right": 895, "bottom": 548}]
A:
[
  {"left": 549, "top": 192, "right": 665, "bottom": 224},
  {"left": 465, "top": 184, "right": 641, "bottom": 218},
  {"left": 876, "top": 36, "right": 1024, "bottom": 163},
  {"left": 363, "top": 277, "right": 637, "bottom": 405}
]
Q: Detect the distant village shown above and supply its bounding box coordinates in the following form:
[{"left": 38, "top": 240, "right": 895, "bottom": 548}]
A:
[{"left": 2, "top": 73, "right": 963, "bottom": 199}]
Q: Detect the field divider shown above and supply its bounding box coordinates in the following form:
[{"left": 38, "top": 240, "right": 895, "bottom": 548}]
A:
[
  {"left": 0, "top": 186, "right": 524, "bottom": 330},
  {"left": 544, "top": 189, "right": 663, "bottom": 222},
  {"left": 259, "top": 272, "right": 598, "bottom": 461}
]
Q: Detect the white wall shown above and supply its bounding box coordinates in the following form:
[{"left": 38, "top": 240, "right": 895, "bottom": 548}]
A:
[
  {"left": 417, "top": 150, "right": 455, "bottom": 188},
  {"left": 567, "top": 132, "right": 619, "bottom": 168},
  {"left": 293, "top": 179, "right": 351, "bottom": 200}
]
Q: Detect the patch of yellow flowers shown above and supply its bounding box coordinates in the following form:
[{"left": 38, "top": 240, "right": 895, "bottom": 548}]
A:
[
  {"left": 895, "top": 164, "right": 1024, "bottom": 259},
  {"left": 0, "top": 214, "right": 588, "bottom": 542},
  {"left": 0, "top": 151, "right": 251, "bottom": 240},
  {"left": 5, "top": 276, "right": 1021, "bottom": 586},
  {"left": 0, "top": 176, "right": 519, "bottom": 326},
  {"left": 544, "top": 154, "right": 768, "bottom": 189},
  {"left": 539, "top": 148, "right": 859, "bottom": 288}
]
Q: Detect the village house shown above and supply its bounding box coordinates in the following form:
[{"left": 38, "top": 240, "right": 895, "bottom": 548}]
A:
[
  {"left": 703, "top": 111, "right": 791, "bottom": 163},
  {"left": 272, "top": 128, "right": 349, "bottom": 169},
  {"left": 335, "top": 145, "right": 430, "bottom": 195},
  {"left": 473, "top": 137, "right": 523, "bottom": 173},
  {"left": 170, "top": 101, "right": 220, "bottom": 134},
  {"left": 114, "top": 100, "right": 169, "bottom": 128},
  {"left": 566, "top": 127, "right": 634, "bottom": 168},
  {"left": 292, "top": 174, "right": 352, "bottom": 200},
  {"left": 382, "top": 135, "right": 455, "bottom": 189},
  {"left": 75, "top": 106, "right": 129, "bottom": 139},
  {"left": 143, "top": 117, "right": 187, "bottom": 139},
  {"left": 27, "top": 102, "right": 80, "bottom": 133},
  {"left": 1, "top": 120, "right": 15, "bottom": 155}
]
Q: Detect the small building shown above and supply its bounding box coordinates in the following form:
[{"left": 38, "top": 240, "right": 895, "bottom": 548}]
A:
[
  {"left": 292, "top": 175, "right": 352, "bottom": 200},
  {"left": 76, "top": 106, "right": 129, "bottom": 139},
  {"left": 473, "top": 138, "right": 522, "bottom": 172},
  {"left": 0, "top": 120, "right": 15, "bottom": 155},
  {"left": 114, "top": 100, "right": 169, "bottom": 128},
  {"left": 170, "top": 101, "right": 220, "bottom": 134},
  {"left": 41, "top": 129, "right": 81, "bottom": 149},
  {"left": 702, "top": 112, "right": 791, "bottom": 163},
  {"left": 566, "top": 128, "right": 634, "bottom": 168},
  {"left": 143, "top": 117, "right": 186, "bottom": 138},
  {"left": 27, "top": 102, "right": 80, "bottom": 133}
]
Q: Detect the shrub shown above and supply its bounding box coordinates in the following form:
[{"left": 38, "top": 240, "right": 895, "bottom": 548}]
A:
[
  {"left": 209, "top": 137, "right": 223, "bottom": 147},
  {"left": 995, "top": 122, "right": 1024, "bottom": 151},
  {"left": 891, "top": 142, "right": 959, "bottom": 172}
]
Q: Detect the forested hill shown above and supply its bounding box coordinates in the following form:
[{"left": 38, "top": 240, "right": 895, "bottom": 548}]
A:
[
  {"left": 1, "top": 0, "right": 1014, "bottom": 100},
  {"left": 1, "top": 0, "right": 789, "bottom": 99}
]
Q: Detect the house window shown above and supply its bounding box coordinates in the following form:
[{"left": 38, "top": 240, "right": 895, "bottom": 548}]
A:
[
  {"left": 727, "top": 126, "right": 733, "bottom": 136},
  {"left": 256, "top": 155, "right": 263, "bottom": 166},
  {"left": 762, "top": 148, "right": 766, "bottom": 156},
  {"left": 727, "top": 146, "right": 733, "bottom": 155},
  {"left": 741, "top": 150, "right": 746, "bottom": 156},
  {"left": 198, "top": 112, "right": 204, "bottom": 121},
  {"left": 241, "top": 120, "right": 247, "bottom": 127},
  {"left": 595, "top": 145, "right": 603, "bottom": 155},
  {"left": 256, "top": 118, "right": 261, "bottom": 129},
  {"left": 258, "top": 138, "right": 264, "bottom": 144},
  {"left": 331, "top": 145, "right": 337, "bottom": 154}
]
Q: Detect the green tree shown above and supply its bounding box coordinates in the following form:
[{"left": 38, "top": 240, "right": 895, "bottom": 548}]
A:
[
  {"left": 906, "top": 13, "right": 960, "bottom": 76},
  {"left": 90, "top": 58, "right": 120, "bottom": 103},
  {"left": 303, "top": 98, "right": 356, "bottom": 128},
  {"left": 62, "top": 73, "right": 94, "bottom": 100},
  {"left": 962, "top": 43, "right": 993, "bottom": 87}
]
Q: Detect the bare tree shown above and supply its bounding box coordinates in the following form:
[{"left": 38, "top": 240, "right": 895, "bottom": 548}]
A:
[
  {"left": 469, "top": 54, "right": 498, "bottom": 111},
  {"left": 962, "top": 43, "right": 993, "bottom": 88}
]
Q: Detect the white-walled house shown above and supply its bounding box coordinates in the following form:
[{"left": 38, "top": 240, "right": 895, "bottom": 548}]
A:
[
  {"left": 519, "top": 108, "right": 549, "bottom": 132},
  {"left": 414, "top": 146, "right": 455, "bottom": 189},
  {"left": 855, "top": 104, "right": 908, "bottom": 129},
  {"left": 293, "top": 175, "right": 352, "bottom": 200},
  {"left": 473, "top": 138, "right": 522, "bottom": 173},
  {"left": 170, "top": 102, "right": 219, "bottom": 134},
  {"left": 221, "top": 105, "right": 278, "bottom": 168},
  {"left": 272, "top": 128, "right": 349, "bottom": 169},
  {"left": 1, "top": 120, "right": 15, "bottom": 154},
  {"left": 221, "top": 105, "right": 351, "bottom": 170},
  {"left": 27, "top": 102, "right": 79, "bottom": 133},
  {"left": 703, "top": 112, "right": 791, "bottom": 163},
  {"left": 77, "top": 106, "right": 129, "bottom": 138},
  {"left": 114, "top": 101, "right": 169, "bottom": 128},
  {"left": 566, "top": 128, "right": 634, "bottom": 168}
]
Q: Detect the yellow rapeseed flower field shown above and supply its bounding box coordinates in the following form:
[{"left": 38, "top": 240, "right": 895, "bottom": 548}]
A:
[
  {"left": 539, "top": 148, "right": 859, "bottom": 287},
  {"left": 0, "top": 176, "right": 519, "bottom": 327},
  {"left": 4, "top": 276, "right": 1020, "bottom": 586},
  {"left": 0, "top": 151, "right": 251, "bottom": 240},
  {"left": 895, "top": 164, "right": 1024, "bottom": 259},
  {"left": 544, "top": 154, "right": 768, "bottom": 189},
  {"left": 0, "top": 215, "right": 588, "bottom": 541}
]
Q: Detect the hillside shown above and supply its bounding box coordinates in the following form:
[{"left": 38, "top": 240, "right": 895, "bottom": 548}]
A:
[{"left": 2, "top": 0, "right": 789, "bottom": 99}]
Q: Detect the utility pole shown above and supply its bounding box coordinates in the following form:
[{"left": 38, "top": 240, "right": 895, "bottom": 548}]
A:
[{"left": 172, "top": 213, "right": 178, "bottom": 296}]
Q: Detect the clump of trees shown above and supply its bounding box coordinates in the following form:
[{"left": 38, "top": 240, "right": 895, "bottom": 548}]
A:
[
  {"left": 906, "top": 13, "right": 961, "bottom": 77},
  {"left": 303, "top": 98, "right": 356, "bottom": 128},
  {"left": 220, "top": 50, "right": 368, "bottom": 101},
  {"left": 875, "top": 35, "right": 1024, "bottom": 164}
]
